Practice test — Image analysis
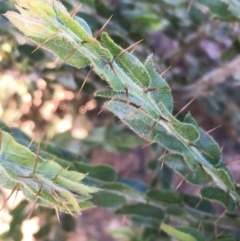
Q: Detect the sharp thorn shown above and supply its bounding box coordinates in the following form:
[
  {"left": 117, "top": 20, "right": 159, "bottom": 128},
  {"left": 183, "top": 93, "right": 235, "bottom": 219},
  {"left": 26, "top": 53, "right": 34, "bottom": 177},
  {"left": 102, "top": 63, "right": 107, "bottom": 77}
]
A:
[
  {"left": 130, "top": 45, "right": 138, "bottom": 54},
  {"left": 188, "top": 0, "right": 194, "bottom": 11},
  {"left": 121, "top": 106, "right": 143, "bottom": 121},
  {"left": 27, "top": 205, "right": 35, "bottom": 219},
  {"left": 0, "top": 125, "right": 8, "bottom": 131},
  {"left": 12, "top": 185, "right": 20, "bottom": 208},
  {"left": 55, "top": 206, "right": 60, "bottom": 222},
  {"left": 221, "top": 141, "right": 225, "bottom": 152},
  {"left": 70, "top": 3, "right": 82, "bottom": 17},
  {"left": 214, "top": 210, "right": 227, "bottom": 226},
  {"left": 0, "top": 185, "right": 19, "bottom": 211},
  {"left": 143, "top": 86, "right": 168, "bottom": 94},
  {"left": 64, "top": 204, "right": 73, "bottom": 216},
  {"left": 159, "top": 116, "right": 169, "bottom": 123},
  {"left": 189, "top": 143, "right": 214, "bottom": 159},
  {"left": 141, "top": 140, "right": 155, "bottom": 149},
  {"left": 175, "top": 98, "right": 195, "bottom": 117},
  {"left": 52, "top": 190, "right": 61, "bottom": 201},
  {"left": 52, "top": 190, "right": 66, "bottom": 207},
  {"left": 159, "top": 116, "right": 173, "bottom": 126},
  {"left": 204, "top": 124, "right": 222, "bottom": 136},
  {"left": 160, "top": 159, "right": 164, "bottom": 170},
  {"left": 175, "top": 170, "right": 191, "bottom": 190},
  {"left": 63, "top": 48, "right": 77, "bottom": 62},
  {"left": 43, "top": 134, "right": 51, "bottom": 150},
  {"left": 52, "top": 190, "right": 73, "bottom": 216},
  {"left": 125, "top": 87, "right": 130, "bottom": 111},
  {"left": 30, "top": 142, "right": 41, "bottom": 176},
  {"left": 32, "top": 32, "right": 59, "bottom": 53},
  {"left": 107, "top": 61, "right": 117, "bottom": 76},
  {"left": 27, "top": 187, "right": 42, "bottom": 219},
  {"left": 210, "top": 230, "right": 224, "bottom": 241},
  {"left": 199, "top": 220, "right": 205, "bottom": 234},
  {"left": 0, "top": 126, "right": 9, "bottom": 149},
  {"left": 27, "top": 138, "right": 35, "bottom": 149},
  {"left": 113, "top": 39, "right": 143, "bottom": 62},
  {"left": 146, "top": 121, "right": 157, "bottom": 140},
  {"left": 78, "top": 66, "right": 93, "bottom": 95},
  {"left": 160, "top": 66, "right": 171, "bottom": 77},
  {"left": 226, "top": 191, "right": 229, "bottom": 210},
  {"left": 198, "top": 163, "right": 212, "bottom": 180},
  {"left": 65, "top": 165, "right": 70, "bottom": 171},
  {"left": 197, "top": 220, "right": 203, "bottom": 231},
  {"left": 97, "top": 97, "right": 115, "bottom": 115},
  {"left": 195, "top": 198, "right": 203, "bottom": 209},
  {"left": 51, "top": 167, "right": 63, "bottom": 181},
  {"left": 201, "top": 221, "right": 205, "bottom": 235},
  {"left": 161, "top": 149, "right": 167, "bottom": 170},
  {"left": 0, "top": 130, "right": 2, "bottom": 150},
  {"left": 94, "top": 15, "right": 113, "bottom": 38},
  {"left": 81, "top": 39, "right": 100, "bottom": 45},
  {"left": 217, "top": 160, "right": 240, "bottom": 168},
  {"left": 54, "top": 57, "right": 60, "bottom": 65}
]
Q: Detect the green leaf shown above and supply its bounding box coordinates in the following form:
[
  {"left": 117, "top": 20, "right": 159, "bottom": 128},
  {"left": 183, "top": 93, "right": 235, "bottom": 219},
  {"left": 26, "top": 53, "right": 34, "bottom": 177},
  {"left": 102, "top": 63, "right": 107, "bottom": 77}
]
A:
[
  {"left": 182, "top": 194, "right": 213, "bottom": 213},
  {"left": 4, "top": 11, "right": 56, "bottom": 38},
  {"left": 31, "top": 35, "right": 91, "bottom": 68},
  {"left": 168, "top": 117, "right": 200, "bottom": 143},
  {"left": 101, "top": 32, "right": 151, "bottom": 88},
  {"left": 209, "top": 167, "right": 235, "bottom": 191},
  {"left": 176, "top": 227, "right": 206, "bottom": 241},
  {"left": 108, "top": 227, "right": 137, "bottom": 240},
  {"left": 57, "top": 9, "right": 112, "bottom": 61},
  {"left": 215, "top": 238, "right": 237, "bottom": 241},
  {"left": 91, "top": 57, "right": 125, "bottom": 91},
  {"left": 74, "top": 162, "right": 117, "bottom": 182},
  {"left": 119, "top": 179, "right": 148, "bottom": 193},
  {"left": 145, "top": 54, "right": 173, "bottom": 113},
  {"left": 166, "top": 205, "right": 185, "bottom": 216},
  {"left": 115, "top": 203, "right": 164, "bottom": 220},
  {"left": 92, "top": 190, "right": 126, "bottom": 208},
  {"left": 227, "top": 0, "right": 240, "bottom": 20},
  {"left": 103, "top": 182, "right": 141, "bottom": 196},
  {"left": 74, "top": 16, "right": 93, "bottom": 36},
  {"left": 147, "top": 189, "right": 182, "bottom": 204},
  {"left": 95, "top": 90, "right": 148, "bottom": 111},
  {"left": 200, "top": 187, "right": 235, "bottom": 213},
  {"left": 160, "top": 223, "right": 196, "bottom": 241},
  {"left": 27, "top": 1, "right": 56, "bottom": 17},
  {"left": 164, "top": 154, "right": 210, "bottom": 185},
  {"left": 195, "top": 0, "right": 236, "bottom": 21},
  {"left": 184, "top": 113, "right": 221, "bottom": 166},
  {"left": 131, "top": 215, "right": 161, "bottom": 230}
]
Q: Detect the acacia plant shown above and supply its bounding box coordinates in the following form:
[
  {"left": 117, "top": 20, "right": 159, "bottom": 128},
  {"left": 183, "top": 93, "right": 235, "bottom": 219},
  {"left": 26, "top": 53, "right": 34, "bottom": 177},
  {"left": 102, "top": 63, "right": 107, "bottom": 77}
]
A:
[{"left": 2, "top": 0, "right": 240, "bottom": 240}]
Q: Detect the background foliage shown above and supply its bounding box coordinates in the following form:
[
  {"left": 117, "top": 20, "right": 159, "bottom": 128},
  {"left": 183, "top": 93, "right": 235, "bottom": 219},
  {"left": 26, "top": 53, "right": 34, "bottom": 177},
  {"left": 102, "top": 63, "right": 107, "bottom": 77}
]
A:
[{"left": 1, "top": 0, "right": 240, "bottom": 240}]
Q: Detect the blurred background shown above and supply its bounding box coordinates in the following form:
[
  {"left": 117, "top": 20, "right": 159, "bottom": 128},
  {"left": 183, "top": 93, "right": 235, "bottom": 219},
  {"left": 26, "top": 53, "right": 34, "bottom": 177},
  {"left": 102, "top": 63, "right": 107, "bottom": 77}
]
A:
[{"left": 1, "top": 0, "right": 240, "bottom": 240}]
